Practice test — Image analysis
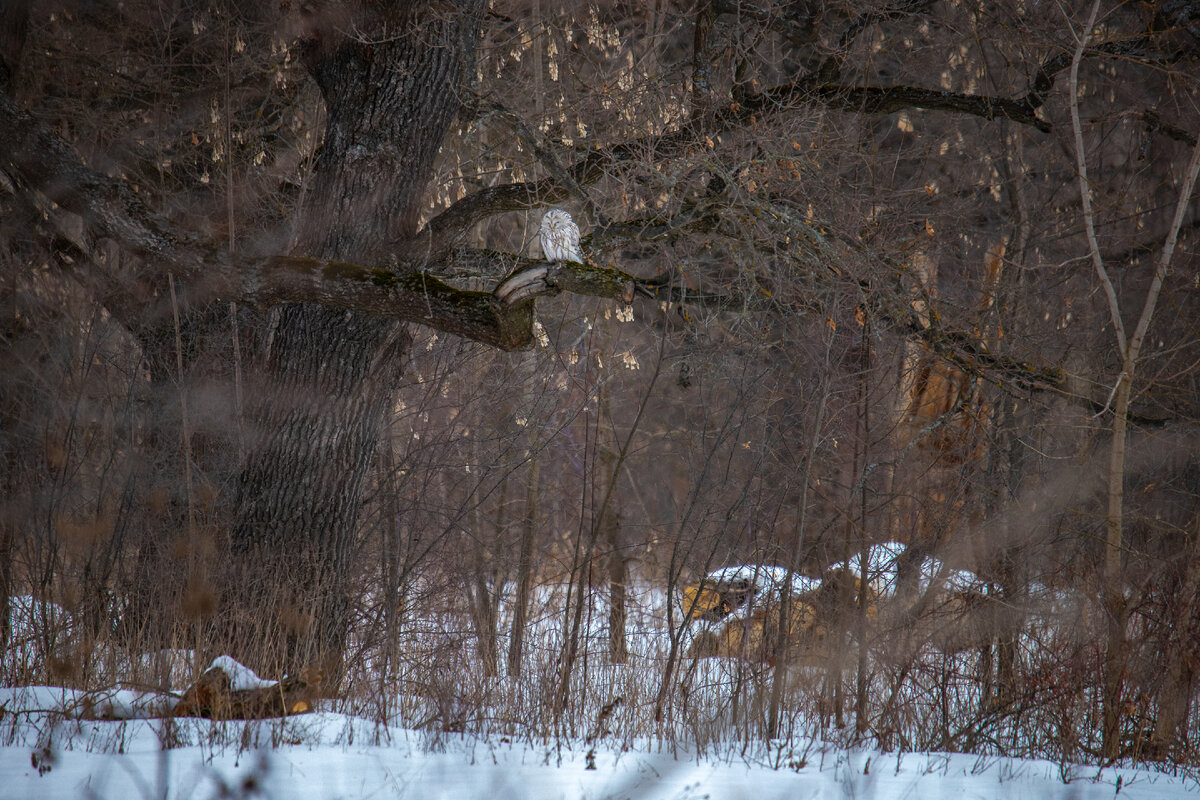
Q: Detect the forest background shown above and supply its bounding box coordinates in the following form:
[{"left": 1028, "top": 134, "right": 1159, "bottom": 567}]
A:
[{"left": 2, "top": 0, "right": 1199, "bottom": 769}]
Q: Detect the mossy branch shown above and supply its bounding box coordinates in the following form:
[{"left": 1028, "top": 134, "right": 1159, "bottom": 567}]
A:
[{"left": 243, "top": 255, "right": 538, "bottom": 350}]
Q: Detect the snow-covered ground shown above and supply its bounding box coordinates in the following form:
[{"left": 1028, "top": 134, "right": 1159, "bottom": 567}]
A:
[
  {"left": 4, "top": 559, "right": 1198, "bottom": 800},
  {"left": 2, "top": 687, "right": 1196, "bottom": 800}
]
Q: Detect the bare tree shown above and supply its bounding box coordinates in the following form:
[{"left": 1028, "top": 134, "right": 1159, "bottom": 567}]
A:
[{"left": 1068, "top": 0, "right": 1200, "bottom": 759}]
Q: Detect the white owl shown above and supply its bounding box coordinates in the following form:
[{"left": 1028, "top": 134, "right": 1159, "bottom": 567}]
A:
[{"left": 539, "top": 208, "right": 583, "bottom": 263}]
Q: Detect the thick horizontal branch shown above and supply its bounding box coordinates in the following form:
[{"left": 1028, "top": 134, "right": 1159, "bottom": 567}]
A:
[
  {"left": 494, "top": 258, "right": 647, "bottom": 307},
  {"left": 634, "top": 270, "right": 751, "bottom": 310},
  {"left": 1, "top": 89, "right": 707, "bottom": 351},
  {"left": 809, "top": 84, "right": 1050, "bottom": 132},
  {"left": 895, "top": 312, "right": 1065, "bottom": 395},
  {"left": 1141, "top": 110, "right": 1199, "bottom": 147},
  {"left": 502, "top": 252, "right": 1177, "bottom": 427},
  {"left": 247, "top": 256, "right": 536, "bottom": 349}
]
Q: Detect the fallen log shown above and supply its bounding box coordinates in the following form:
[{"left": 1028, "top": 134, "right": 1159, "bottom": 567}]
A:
[{"left": 174, "top": 657, "right": 323, "bottom": 719}]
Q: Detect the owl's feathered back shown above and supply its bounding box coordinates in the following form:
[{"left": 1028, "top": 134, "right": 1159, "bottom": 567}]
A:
[{"left": 539, "top": 209, "right": 583, "bottom": 263}]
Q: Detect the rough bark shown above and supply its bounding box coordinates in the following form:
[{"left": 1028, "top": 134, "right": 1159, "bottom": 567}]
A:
[
  {"left": 225, "top": 3, "right": 482, "bottom": 680},
  {"left": 607, "top": 532, "right": 629, "bottom": 665},
  {"left": 467, "top": 452, "right": 503, "bottom": 678}
]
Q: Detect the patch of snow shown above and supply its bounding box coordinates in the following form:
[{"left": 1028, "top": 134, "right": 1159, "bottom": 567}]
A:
[
  {"left": 942, "top": 568, "right": 987, "bottom": 593},
  {"left": 6, "top": 594, "right": 69, "bottom": 633},
  {"left": 827, "top": 542, "right": 906, "bottom": 594},
  {"left": 705, "top": 565, "right": 822, "bottom": 598},
  {"left": 0, "top": 686, "right": 173, "bottom": 720},
  {"left": 828, "top": 543, "right": 987, "bottom": 597},
  {"left": 206, "top": 656, "right": 277, "bottom": 691}
]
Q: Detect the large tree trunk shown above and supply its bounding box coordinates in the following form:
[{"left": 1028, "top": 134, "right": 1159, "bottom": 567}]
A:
[{"left": 225, "top": 4, "right": 481, "bottom": 682}]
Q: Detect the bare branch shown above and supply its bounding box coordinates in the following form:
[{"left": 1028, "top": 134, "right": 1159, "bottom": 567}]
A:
[
  {"left": 420, "top": 79, "right": 1053, "bottom": 253},
  {"left": 421, "top": 1, "right": 1200, "bottom": 256},
  {"left": 1069, "top": 0, "right": 1126, "bottom": 354},
  {"left": 712, "top": 0, "right": 815, "bottom": 48},
  {"left": 805, "top": 0, "right": 937, "bottom": 83},
  {"left": 487, "top": 102, "right": 603, "bottom": 225},
  {"left": 1140, "top": 110, "right": 1200, "bottom": 147},
  {"left": 585, "top": 206, "right": 720, "bottom": 253}
]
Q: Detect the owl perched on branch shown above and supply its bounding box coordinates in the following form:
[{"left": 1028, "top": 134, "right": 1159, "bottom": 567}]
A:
[{"left": 539, "top": 208, "right": 583, "bottom": 263}]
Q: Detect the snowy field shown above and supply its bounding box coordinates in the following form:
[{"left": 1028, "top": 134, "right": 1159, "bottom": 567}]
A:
[
  {"left": 4, "top": 551, "right": 1200, "bottom": 800},
  {"left": 2, "top": 686, "right": 1198, "bottom": 800}
]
